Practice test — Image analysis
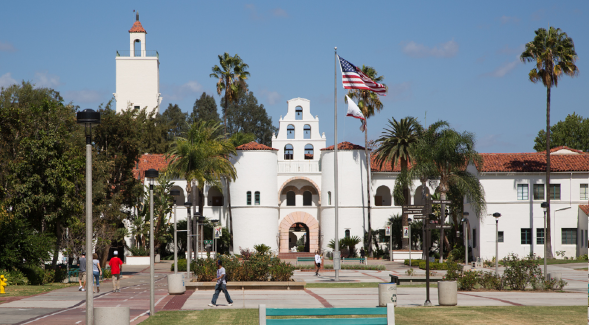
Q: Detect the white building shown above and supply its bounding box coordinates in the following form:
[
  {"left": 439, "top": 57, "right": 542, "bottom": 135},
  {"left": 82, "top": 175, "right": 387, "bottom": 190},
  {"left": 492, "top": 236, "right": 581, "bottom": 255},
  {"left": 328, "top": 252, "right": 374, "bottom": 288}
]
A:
[{"left": 114, "top": 12, "right": 162, "bottom": 114}]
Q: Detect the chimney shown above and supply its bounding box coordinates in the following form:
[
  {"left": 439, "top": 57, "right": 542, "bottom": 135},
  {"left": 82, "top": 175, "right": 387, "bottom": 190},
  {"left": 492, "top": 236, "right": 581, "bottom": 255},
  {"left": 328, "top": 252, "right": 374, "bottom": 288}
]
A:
[{"left": 136, "top": 11, "right": 139, "bottom": 21}]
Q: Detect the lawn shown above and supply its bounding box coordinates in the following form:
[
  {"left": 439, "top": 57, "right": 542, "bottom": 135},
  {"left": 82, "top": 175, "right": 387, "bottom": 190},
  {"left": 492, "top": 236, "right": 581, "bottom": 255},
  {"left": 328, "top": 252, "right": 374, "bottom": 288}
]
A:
[
  {"left": 306, "top": 282, "right": 437, "bottom": 288},
  {"left": 0, "top": 283, "right": 76, "bottom": 301},
  {"left": 545, "top": 259, "right": 587, "bottom": 265},
  {"left": 140, "top": 306, "right": 585, "bottom": 325}
]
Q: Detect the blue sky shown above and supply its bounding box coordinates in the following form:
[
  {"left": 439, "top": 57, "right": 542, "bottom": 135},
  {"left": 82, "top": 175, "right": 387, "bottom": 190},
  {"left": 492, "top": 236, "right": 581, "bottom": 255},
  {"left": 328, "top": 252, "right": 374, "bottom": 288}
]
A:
[{"left": 1, "top": 1, "right": 587, "bottom": 153}]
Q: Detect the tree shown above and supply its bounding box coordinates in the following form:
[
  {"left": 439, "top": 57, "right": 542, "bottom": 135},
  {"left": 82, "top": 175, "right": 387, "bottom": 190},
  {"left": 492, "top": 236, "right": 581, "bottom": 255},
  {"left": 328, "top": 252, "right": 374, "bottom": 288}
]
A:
[
  {"left": 210, "top": 53, "right": 250, "bottom": 135},
  {"left": 374, "top": 117, "right": 422, "bottom": 249},
  {"left": 189, "top": 92, "right": 221, "bottom": 125},
  {"left": 345, "top": 65, "right": 387, "bottom": 256},
  {"left": 533, "top": 113, "right": 589, "bottom": 152},
  {"left": 161, "top": 103, "right": 188, "bottom": 140},
  {"left": 165, "top": 121, "right": 237, "bottom": 252},
  {"left": 521, "top": 26, "right": 579, "bottom": 258},
  {"left": 222, "top": 91, "right": 278, "bottom": 146}
]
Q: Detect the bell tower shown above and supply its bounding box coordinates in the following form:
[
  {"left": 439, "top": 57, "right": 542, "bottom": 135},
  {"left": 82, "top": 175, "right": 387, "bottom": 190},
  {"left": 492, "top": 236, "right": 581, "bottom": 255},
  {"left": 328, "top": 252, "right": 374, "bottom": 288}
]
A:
[{"left": 114, "top": 12, "right": 162, "bottom": 114}]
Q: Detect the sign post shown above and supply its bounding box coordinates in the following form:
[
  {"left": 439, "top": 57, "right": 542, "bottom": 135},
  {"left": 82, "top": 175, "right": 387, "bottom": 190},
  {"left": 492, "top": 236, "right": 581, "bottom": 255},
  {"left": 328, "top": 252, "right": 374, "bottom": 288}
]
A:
[{"left": 386, "top": 226, "right": 392, "bottom": 261}]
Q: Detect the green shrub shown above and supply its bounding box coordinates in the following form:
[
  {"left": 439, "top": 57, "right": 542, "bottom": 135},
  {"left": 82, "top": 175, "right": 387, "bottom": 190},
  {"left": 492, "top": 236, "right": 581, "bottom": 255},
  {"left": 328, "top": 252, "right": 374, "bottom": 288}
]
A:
[
  {"left": 0, "top": 269, "right": 28, "bottom": 285},
  {"left": 102, "top": 268, "right": 112, "bottom": 279},
  {"left": 443, "top": 262, "right": 462, "bottom": 281},
  {"left": 447, "top": 245, "right": 465, "bottom": 263},
  {"left": 193, "top": 258, "right": 218, "bottom": 282},
  {"left": 479, "top": 271, "right": 503, "bottom": 290},
  {"left": 458, "top": 270, "right": 480, "bottom": 291},
  {"left": 21, "top": 266, "right": 46, "bottom": 285},
  {"left": 254, "top": 244, "right": 272, "bottom": 255},
  {"left": 578, "top": 254, "right": 588, "bottom": 261},
  {"left": 129, "top": 247, "right": 149, "bottom": 256},
  {"left": 403, "top": 259, "right": 422, "bottom": 266},
  {"left": 418, "top": 261, "right": 448, "bottom": 270},
  {"left": 269, "top": 258, "right": 294, "bottom": 281},
  {"left": 502, "top": 254, "right": 542, "bottom": 291}
]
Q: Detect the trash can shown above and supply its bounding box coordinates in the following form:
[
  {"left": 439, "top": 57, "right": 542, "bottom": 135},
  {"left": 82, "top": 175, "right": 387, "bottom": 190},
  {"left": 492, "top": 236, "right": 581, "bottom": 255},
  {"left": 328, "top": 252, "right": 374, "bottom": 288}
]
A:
[
  {"left": 378, "top": 283, "right": 397, "bottom": 307},
  {"left": 389, "top": 275, "right": 400, "bottom": 285},
  {"left": 167, "top": 273, "right": 186, "bottom": 295},
  {"left": 437, "top": 281, "right": 457, "bottom": 306},
  {"left": 95, "top": 307, "right": 129, "bottom": 325}
]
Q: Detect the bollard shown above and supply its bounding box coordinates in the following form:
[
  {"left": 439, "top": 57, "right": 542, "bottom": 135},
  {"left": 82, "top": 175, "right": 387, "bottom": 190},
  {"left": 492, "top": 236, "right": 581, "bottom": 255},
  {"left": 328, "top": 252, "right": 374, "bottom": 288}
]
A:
[
  {"left": 95, "top": 307, "right": 130, "bottom": 325},
  {"left": 0, "top": 275, "right": 7, "bottom": 294}
]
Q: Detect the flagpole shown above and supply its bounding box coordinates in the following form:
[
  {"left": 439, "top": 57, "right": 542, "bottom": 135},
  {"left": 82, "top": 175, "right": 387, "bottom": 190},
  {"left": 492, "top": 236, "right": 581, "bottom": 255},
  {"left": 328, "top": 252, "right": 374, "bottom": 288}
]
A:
[{"left": 334, "top": 47, "right": 340, "bottom": 282}]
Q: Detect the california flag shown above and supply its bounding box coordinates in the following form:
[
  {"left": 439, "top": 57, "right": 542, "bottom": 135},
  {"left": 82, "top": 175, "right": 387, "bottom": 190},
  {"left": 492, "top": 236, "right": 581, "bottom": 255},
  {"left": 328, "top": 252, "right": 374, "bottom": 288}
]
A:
[{"left": 346, "top": 96, "right": 367, "bottom": 131}]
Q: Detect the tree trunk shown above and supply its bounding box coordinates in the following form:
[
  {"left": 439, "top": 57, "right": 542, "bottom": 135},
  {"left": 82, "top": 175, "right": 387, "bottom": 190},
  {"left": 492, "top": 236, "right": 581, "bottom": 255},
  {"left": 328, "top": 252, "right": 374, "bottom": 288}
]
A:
[
  {"left": 224, "top": 78, "right": 229, "bottom": 136},
  {"left": 51, "top": 224, "right": 63, "bottom": 267},
  {"left": 545, "top": 86, "right": 553, "bottom": 258},
  {"left": 401, "top": 158, "right": 409, "bottom": 250},
  {"left": 198, "top": 187, "right": 205, "bottom": 255},
  {"left": 226, "top": 178, "right": 234, "bottom": 253},
  {"left": 364, "top": 123, "right": 373, "bottom": 257}
]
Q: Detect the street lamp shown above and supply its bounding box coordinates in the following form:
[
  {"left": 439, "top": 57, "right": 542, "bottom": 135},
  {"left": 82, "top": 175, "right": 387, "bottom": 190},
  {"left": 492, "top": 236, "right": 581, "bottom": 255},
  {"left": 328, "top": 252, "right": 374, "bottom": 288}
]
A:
[
  {"left": 77, "top": 108, "right": 100, "bottom": 325},
  {"left": 408, "top": 217, "right": 413, "bottom": 269},
  {"left": 144, "top": 169, "right": 158, "bottom": 317},
  {"left": 541, "top": 202, "right": 548, "bottom": 280},
  {"left": 492, "top": 212, "right": 501, "bottom": 275},
  {"left": 195, "top": 213, "right": 205, "bottom": 260},
  {"left": 184, "top": 201, "right": 192, "bottom": 280},
  {"left": 461, "top": 212, "right": 470, "bottom": 266},
  {"left": 170, "top": 190, "right": 181, "bottom": 274}
]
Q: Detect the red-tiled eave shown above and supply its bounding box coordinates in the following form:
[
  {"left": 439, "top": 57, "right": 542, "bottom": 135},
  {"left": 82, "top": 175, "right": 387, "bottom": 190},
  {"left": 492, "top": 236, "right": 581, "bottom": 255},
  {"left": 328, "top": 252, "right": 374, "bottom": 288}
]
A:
[
  {"left": 129, "top": 21, "right": 146, "bottom": 33},
  {"left": 133, "top": 154, "right": 171, "bottom": 180},
  {"left": 371, "top": 157, "right": 413, "bottom": 172},
  {"left": 236, "top": 141, "right": 278, "bottom": 151},
  {"left": 580, "top": 205, "right": 589, "bottom": 215},
  {"left": 538, "top": 146, "right": 589, "bottom": 155},
  {"left": 321, "top": 141, "right": 366, "bottom": 151},
  {"left": 479, "top": 152, "right": 589, "bottom": 172}
]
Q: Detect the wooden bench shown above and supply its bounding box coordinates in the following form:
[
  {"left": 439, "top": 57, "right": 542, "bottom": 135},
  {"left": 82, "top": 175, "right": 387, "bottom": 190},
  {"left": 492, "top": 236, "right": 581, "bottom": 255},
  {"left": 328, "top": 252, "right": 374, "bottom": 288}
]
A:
[
  {"left": 295, "top": 257, "right": 316, "bottom": 266},
  {"left": 258, "top": 304, "right": 395, "bottom": 325},
  {"left": 342, "top": 257, "right": 367, "bottom": 265}
]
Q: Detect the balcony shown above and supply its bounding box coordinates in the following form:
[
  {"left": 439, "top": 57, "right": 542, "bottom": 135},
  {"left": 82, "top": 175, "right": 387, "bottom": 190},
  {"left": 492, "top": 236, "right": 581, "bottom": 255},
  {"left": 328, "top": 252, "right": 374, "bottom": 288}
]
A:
[
  {"left": 116, "top": 50, "right": 159, "bottom": 58},
  {"left": 278, "top": 161, "right": 320, "bottom": 173}
]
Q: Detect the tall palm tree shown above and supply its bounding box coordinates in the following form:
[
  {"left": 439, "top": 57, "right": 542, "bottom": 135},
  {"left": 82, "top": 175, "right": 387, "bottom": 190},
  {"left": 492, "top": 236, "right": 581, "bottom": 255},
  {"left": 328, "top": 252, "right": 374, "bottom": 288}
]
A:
[
  {"left": 165, "top": 121, "right": 237, "bottom": 253},
  {"left": 374, "top": 117, "right": 422, "bottom": 249},
  {"left": 345, "top": 65, "right": 387, "bottom": 256},
  {"left": 520, "top": 27, "right": 578, "bottom": 259},
  {"left": 210, "top": 53, "right": 250, "bottom": 135}
]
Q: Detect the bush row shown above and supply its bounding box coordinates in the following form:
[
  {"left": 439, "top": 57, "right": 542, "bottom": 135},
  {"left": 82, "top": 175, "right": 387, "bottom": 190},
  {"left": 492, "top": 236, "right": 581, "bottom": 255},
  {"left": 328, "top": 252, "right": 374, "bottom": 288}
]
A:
[
  {"left": 403, "top": 259, "right": 422, "bottom": 266},
  {"left": 418, "top": 261, "right": 449, "bottom": 270},
  {"left": 1, "top": 265, "right": 69, "bottom": 286}
]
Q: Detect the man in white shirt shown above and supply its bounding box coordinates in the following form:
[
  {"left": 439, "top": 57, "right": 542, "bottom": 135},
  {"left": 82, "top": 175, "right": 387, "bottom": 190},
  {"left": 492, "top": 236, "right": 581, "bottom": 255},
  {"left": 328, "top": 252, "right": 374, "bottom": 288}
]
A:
[
  {"left": 314, "top": 251, "right": 322, "bottom": 276},
  {"left": 209, "top": 260, "right": 233, "bottom": 307}
]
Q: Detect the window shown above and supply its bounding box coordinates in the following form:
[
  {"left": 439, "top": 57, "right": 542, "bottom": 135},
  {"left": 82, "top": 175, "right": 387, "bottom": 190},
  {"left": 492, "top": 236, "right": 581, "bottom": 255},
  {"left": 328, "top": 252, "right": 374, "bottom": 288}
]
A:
[
  {"left": 304, "top": 125, "right": 311, "bottom": 139},
  {"left": 246, "top": 191, "right": 251, "bottom": 206},
  {"left": 328, "top": 191, "right": 332, "bottom": 205},
  {"left": 287, "top": 125, "right": 295, "bottom": 139},
  {"left": 254, "top": 191, "right": 260, "bottom": 205},
  {"left": 562, "top": 228, "right": 577, "bottom": 245},
  {"left": 498, "top": 231, "right": 504, "bottom": 243},
  {"left": 303, "top": 191, "right": 312, "bottom": 206},
  {"left": 207, "top": 187, "right": 224, "bottom": 206},
  {"left": 295, "top": 106, "right": 303, "bottom": 120},
  {"left": 549, "top": 184, "right": 561, "bottom": 200},
  {"left": 284, "top": 144, "right": 293, "bottom": 160},
  {"left": 472, "top": 229, "right": 477, "bottom": 248},
  {"left": 304, "top": 144, "right": 314, "bottom": 160},
  {"left": 134, "top": 105, "right": 140, "bottom": 110},
  {"left": 286, "top": 191, "right": 296, "bottom": 206},
  {"left": 536, "top": 228, "right": 544, "bottom": 245},
  {"left": 533, "top": 184, "right": 545, "bottom": 200},
  {"left": 345, "top": 229, "right": 350, "bottom": 238},
  {"left": 517, "top": 184, "right": 529, "bottom": 200},
  {"left": 375, "top": 186, "right": 392, "bottom": 206},
  {"left": 581, "top": 184, "right": 588, "bottom": 200},
  {"left": 521, "top": 228, "right": 532, "bottom": 245}
]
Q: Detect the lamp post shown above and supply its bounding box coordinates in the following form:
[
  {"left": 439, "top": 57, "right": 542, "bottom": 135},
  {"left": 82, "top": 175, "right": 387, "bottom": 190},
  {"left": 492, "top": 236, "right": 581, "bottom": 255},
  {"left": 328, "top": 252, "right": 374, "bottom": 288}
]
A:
[
  {"left": 77, "top": 108, "right": 100, "bottom": 325},
  {"left": 145, "top": 169, "right": 158, "bottom": 317},
  {"left": 194, "top": 211, "right": 201, "bottom": 260},
  {"left": 541, "top": 202, "right": 548, "bottom": 280},
  {"left": 184, "top": 202, "right": 192, "bottom": 280},
  {"left": 408, "top": 218, "right": 412, "bottom": 269},
  {"left": 462, "top": 212, "right": 470, "bottom": 266},
  {"left": 170, "top": 190, "right": 181, "bottom": 274},
  {"left": 492, "top": 212, "right": 501, "bottom": 275}
]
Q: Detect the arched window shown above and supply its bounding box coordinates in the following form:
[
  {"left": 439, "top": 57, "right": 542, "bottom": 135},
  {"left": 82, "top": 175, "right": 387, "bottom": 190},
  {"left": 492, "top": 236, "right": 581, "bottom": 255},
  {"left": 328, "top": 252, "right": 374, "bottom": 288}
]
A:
[
  {"left": 284, "top": 144, "right": 293, "bottom": 160},
  {"left": 345, "top": 229, "right": 350, "bottom": 238},
  {"left": 134, "top": 39, "right": 141, "bottom": 57},
  {"left": 287, "top": 124, "right": 295, "bottom": 139},
  {"left": 303, "top": 191, "right": 312, "bottom": 206},
  {"left": 255, "top": 191, "right": 260, "bottom": 205},
  {"left": 328, "top": 191, "right": 332, "bottom": 205},
  {"left": 304, "top": 124, "right": 311, "bottom": 139},
  {"left": 286, "top": 191, "right": 296, "bottom": 206},
  {"left": 295, "top": 106, "right": 303, "bottom": 120},
  {"left": 246, "top": 191, "right": 251, "bottom": 205},
  {"left": 207, "top": 187, "right": 224, "bottom": 206},
  {"left": 304, "top": 144, "right": 314, "bottom": 160},
  {"left": 375, "top": 186, "right": 392, "bottom": 206}
]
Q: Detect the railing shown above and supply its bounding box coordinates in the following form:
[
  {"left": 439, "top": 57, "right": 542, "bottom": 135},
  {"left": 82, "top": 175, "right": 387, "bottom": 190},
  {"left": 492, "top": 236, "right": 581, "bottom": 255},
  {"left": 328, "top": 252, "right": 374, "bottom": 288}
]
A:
[
  {"left": 116, "top": 50, "right": 159, "bottom": 58},
  {"left": 278, "top": 161, "right": 320, "bottom": 173}
]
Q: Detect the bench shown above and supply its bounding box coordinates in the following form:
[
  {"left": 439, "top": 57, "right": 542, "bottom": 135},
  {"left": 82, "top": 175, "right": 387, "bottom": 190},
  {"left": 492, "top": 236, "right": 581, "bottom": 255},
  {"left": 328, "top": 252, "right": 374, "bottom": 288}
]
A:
[
  {"left": 295, "top": 257, "right": 316, "bottom": 266},
  {"left": 342, "top": 257, "right": 367, "bottom": 265},
  {"left": 68, "top": 267, "right": 79, "bottom": 283},
  {"left": 258, "top": 304, "right": 395, "bottom": 325}
]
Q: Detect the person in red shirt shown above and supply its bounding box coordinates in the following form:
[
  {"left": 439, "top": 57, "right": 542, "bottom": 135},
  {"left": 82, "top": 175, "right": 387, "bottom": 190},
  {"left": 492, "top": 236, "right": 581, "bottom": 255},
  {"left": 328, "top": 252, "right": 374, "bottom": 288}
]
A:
[{"left": 109, "top": 251, "right": 124, "bottom": 292}]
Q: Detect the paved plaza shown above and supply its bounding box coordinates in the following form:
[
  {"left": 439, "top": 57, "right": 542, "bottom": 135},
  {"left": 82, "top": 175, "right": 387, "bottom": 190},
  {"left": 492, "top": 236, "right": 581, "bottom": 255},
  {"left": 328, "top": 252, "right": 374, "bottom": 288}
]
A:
[{"left": 0, "top": 260, "right": 586, "bottom": 324}]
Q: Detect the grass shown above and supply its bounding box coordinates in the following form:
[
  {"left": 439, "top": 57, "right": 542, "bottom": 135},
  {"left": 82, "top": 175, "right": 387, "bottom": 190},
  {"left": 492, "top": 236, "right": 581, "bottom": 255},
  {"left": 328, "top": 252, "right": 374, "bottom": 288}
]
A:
[
  {"left": 0, "top": 283, "right": 76, "bottom": 300},
  {"left": 575, "top": 267, "right": 588, "bottom": 271},
  {"left": 140, "top": 306, "right": 585, "bottom": 325},
  {"left": 305, "top": 282, "right": 438, "bottom": 288},
  {"left": 545, "top": 259, "right": 587, "bottom": 265}
]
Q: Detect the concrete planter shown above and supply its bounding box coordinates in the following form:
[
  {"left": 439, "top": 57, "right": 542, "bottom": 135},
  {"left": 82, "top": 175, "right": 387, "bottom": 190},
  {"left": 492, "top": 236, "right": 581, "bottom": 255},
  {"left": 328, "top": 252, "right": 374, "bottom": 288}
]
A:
[
  {"left": 437, "top": 281, "right": 457, "bottom": 306},
  {"left": 125, "top": 256, "right": 150, "bottom": 265},
  {"left": 94, "top": 307, "right": 130, "bottom": 325},
  {"left": 168, "top": 273, "right": 186, "bottom": 295}
]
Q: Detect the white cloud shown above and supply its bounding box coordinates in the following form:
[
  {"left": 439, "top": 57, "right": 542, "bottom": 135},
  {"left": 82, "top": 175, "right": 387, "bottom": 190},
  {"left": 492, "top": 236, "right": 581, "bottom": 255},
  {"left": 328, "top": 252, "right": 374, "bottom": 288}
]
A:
[
  {"left": 485, "top": 59, "right": 519, "bottom": 78},
  {"left": 0, "top": 72, "right": 17, "bottom": 88},
  {"left": 164, "top": 80, "right": 203, "bottom": 101},
  {"left": 0, "top": 41, "right": 16, "bottom": 52},
  {"left": 64, "top": 90, "right": 104, "bottom": 103},
  {"left": 401, "top": 39, "right": 458, "bottom": 58},
  {"left": 500, "top": 15, "right": 520, "bottom": 24},
  {"left": 271, "top": 8, "right": 288, "bottom": 17},
  {"left": 260, "top": 89, "right": 282, "bottom": 105},
  {"left": 33, "top": 71, "right": 61, "bottom": 88}
]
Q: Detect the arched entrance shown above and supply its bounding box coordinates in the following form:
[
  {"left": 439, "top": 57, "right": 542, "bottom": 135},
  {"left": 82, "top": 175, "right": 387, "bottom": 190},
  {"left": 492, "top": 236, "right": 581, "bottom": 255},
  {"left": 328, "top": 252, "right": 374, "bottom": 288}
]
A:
[{"left": 279, "top": 212, "right": 319, "bottom": 253}]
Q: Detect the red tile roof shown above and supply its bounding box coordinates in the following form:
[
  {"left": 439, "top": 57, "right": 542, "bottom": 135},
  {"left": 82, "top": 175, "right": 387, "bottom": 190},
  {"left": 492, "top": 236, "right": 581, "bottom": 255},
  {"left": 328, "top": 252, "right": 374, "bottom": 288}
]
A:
[
  {"left": 580, "top": 205, "right": 589, "bottom": 215},
  {"left": 133, "top": 154, "right": 169, "bottom": 180},
  {"left": 321, "top": 141, "right": 366, "bottom": 151},
  {"left": 479, "top": 152, "right": 589, "bottom": 172},
  {"left": 539, "top": 146, "right": 588, "bottom": 155},
  {"left": 129, "top": 21, "right": 146, "bottom": 33},
  {"left": 236, "top": 141, "right": 278, "bottom": 151},
  {"left": 371, "top": 157, "right": 410, "bottom": 172}
]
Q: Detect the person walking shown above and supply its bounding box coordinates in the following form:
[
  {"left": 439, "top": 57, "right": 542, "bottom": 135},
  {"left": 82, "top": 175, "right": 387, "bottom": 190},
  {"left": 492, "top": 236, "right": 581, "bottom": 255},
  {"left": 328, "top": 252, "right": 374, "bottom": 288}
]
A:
[
  {"left": 109, "top": 251, "right": 123, "bottom": 292},
  {"left": 208, "top": 260, "right": 233, "bottom": 307},
  {"left": 314, "top": 250, "right": 322, "bottom": 276},
  {"left": 77, "top": 253, "right": 86, "bottom": 291},
  {"left": 92, "top": 253, "right": 102, "bottom": 293}
]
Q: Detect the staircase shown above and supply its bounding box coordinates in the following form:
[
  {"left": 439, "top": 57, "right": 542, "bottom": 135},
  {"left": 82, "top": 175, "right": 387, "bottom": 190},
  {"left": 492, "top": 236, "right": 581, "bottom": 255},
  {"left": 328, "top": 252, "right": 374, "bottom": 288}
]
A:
[{"left": 277, "top": 252, "right": 314, "bottom": 259}]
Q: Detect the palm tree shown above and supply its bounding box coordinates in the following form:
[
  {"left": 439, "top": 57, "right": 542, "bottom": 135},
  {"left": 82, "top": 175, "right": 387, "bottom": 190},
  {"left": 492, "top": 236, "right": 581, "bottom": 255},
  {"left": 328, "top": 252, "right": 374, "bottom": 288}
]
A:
[
  {"left": 165, "top": 120, "right": 237, "bottom": 253},
  {"left": 345, "top": 65, "right": 387, "bottom": 256},
  {"left": 374, "top": 117, "right": 422, "bottom": 249},
  {"left": 210, "top": 53, "right": 250, "bottom": 135},
  {"left": 520, "top": 27, "right": 578, "bottom": 259}
]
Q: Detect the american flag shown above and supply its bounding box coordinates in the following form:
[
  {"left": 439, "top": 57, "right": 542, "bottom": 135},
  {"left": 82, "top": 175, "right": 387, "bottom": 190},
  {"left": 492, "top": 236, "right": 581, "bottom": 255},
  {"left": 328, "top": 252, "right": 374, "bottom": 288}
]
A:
[{"left": 338, "top": 56, "right": 387, "bottom": 96}]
